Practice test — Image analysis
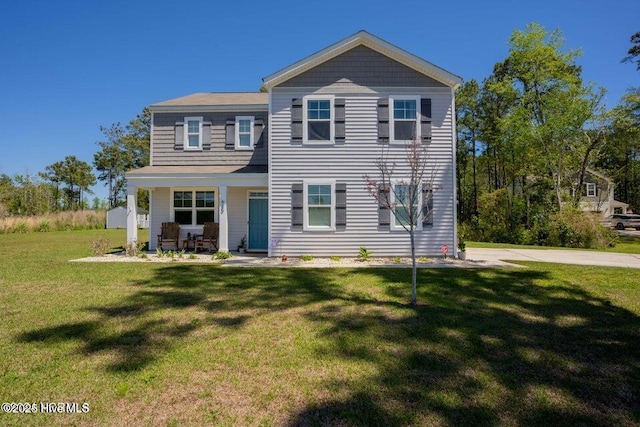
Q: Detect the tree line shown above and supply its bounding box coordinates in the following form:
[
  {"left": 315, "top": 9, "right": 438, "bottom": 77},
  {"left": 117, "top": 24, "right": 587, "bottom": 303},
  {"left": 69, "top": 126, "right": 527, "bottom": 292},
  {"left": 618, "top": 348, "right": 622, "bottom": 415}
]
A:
[
  {"left": 456, "top": 23, "right": 640, "bottom": 246},
  {"left": 0, "top": 109, "right": 150, "bottom": 217}
]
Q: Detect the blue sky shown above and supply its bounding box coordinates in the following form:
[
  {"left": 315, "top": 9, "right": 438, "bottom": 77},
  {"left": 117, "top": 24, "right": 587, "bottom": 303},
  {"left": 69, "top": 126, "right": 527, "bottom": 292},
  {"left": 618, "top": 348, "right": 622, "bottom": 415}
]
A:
[{"left": 1, "top": 0, "right": 638, "bottom": 201}]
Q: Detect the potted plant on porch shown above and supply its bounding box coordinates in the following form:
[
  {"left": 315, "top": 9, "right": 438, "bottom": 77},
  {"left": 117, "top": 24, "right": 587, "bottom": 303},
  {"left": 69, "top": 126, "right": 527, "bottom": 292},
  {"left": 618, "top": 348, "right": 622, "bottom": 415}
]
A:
[
  {"left": 457, "top": 236, "right": 467, "bottom": 260},
  {"left": 238, "top": 235, "right": 247, "bottom": 253}
]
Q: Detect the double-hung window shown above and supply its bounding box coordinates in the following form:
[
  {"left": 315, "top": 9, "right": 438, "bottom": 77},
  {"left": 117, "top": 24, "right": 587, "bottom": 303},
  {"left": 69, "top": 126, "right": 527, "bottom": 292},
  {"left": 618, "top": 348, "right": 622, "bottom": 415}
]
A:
[
  {"left": 304, "top": 96, "right": 334, "bottom": 143},
  {"left": 173, "top": 190, "right": 215, "bottom": 225},
  {"left": 392, "top": 183, "right": 421, "bottom": 230},
  {"left": 235, "top": 116, "right": 255, "bottom": 149},
  {"left": 586, "top": 183, "right": 596, "bottom": 197},
  {"left": 304, "top": 182, "right": 335, "bottom": 229},
  {"left": 390, "top": 96, "right": 420, "bottom": 142},
  {"left": 184, "top": 117, "right": 203, "bottom": 150}
]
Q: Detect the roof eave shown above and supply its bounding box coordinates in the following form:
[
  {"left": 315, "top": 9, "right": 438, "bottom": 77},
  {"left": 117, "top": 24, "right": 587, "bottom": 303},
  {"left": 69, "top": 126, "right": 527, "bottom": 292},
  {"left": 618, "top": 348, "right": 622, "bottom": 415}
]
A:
[{"left": 149, "top": 104, "right": 269, "bottom": 113}]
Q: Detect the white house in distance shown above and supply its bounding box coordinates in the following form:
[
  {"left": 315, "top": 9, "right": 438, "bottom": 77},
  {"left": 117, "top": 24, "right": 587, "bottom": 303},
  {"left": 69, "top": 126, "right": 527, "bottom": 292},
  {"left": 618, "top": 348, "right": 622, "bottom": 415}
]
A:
[
  {"left": 125, "top": 31, "right": 461, "bottom": 257},
  {"left": 576, "top": 169, "right": 628, "bottom": 217}
]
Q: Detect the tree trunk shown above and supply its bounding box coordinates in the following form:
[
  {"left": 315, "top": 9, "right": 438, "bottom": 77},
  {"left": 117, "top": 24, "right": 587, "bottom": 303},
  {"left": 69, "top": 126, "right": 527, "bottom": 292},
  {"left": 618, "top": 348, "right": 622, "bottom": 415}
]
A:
[
  {"left": 472, "top": 138, "right": 478, "bottom": 217},
  {"left": 410, "top": 229, "right": 417, "bottom": 306}
]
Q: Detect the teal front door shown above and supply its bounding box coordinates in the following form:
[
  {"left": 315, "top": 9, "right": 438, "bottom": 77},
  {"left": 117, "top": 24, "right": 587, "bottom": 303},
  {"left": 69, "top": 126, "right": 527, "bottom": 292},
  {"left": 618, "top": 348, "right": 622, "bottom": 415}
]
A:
[{"left": 248, "top": 197, "right": 268, "bottom": 251}]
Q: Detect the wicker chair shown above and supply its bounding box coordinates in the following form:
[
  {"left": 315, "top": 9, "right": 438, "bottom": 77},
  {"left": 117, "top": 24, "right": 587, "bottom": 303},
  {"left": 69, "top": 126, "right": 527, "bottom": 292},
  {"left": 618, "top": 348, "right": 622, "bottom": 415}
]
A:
[
  {"left": 157, "top": 222, "right": 180, "bottom": 251},
  {"left": 196, "top": 222, "right": 219, "bottom": 253}
]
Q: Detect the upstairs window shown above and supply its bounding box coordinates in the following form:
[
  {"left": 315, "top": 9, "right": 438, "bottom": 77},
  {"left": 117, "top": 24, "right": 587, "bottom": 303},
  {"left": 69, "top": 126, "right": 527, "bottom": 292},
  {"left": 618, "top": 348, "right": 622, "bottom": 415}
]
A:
[
  {"left": 184, "top": 117, "right": 203, "bottom": 150},
  {"left": 304, "top": 96, "right": 334, "bottom": 143},
  {"left": 586, "top": 183, "right": 596, "bottom": 197},
  {"left": 235, "top": 116, "right": 255, "bottom": 149},
  {"left": 390, "top": 96, "right": 419, "bottom": 142}
]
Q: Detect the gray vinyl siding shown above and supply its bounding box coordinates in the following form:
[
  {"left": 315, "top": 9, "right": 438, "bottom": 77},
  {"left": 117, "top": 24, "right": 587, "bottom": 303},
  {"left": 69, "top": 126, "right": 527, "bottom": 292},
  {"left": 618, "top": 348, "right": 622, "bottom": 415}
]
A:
[
  {"left": 269, "top": 89, "right": 455, "bottom": 257},
  {"left": 279, "top": 45, "right": 447, "bottom": 89},
  {"left": 152, "top": 111, "right": 268, "bottom": 166},
  {"left": 149, "top": 188, "right": 171, "bottom": 250}
]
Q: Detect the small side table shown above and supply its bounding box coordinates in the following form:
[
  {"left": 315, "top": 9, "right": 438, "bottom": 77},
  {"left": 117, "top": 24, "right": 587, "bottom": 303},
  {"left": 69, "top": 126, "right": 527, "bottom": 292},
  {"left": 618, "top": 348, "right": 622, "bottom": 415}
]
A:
[{"left": 182, "top": 238, "right": 197, "bottom": 251}]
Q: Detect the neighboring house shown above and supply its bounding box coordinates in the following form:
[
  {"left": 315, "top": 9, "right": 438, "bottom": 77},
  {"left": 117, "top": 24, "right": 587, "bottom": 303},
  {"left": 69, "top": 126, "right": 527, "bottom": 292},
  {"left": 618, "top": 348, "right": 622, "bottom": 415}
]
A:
[
  {"left": 106, "top": 206, "right": 149, "bottom": 229},
  {"left": 125, "top": 31, "right": 462, "bottom": 256},
  {"left": 574, "top": 169, "right": 628, "bottom": 217}
]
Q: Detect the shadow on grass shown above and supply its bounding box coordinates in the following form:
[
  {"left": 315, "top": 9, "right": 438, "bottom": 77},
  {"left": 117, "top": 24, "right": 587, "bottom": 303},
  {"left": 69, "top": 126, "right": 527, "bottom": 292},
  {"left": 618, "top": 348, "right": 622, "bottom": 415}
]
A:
[
  {"left": 17, "top": 265, "right": 640, "bottom": 425},
  {"left": 287, "top": 268, "right": 640, "bottom": 426}
]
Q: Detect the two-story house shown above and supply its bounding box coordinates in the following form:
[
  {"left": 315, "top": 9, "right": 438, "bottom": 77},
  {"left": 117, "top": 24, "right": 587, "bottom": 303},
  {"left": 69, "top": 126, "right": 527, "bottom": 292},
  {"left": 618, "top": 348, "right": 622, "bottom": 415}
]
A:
[
  {"left": 575, "top": 169, "right": 628, "bottom": 217},
  {"left": 125, "top": 31, "right": 462, "bottom": 257}
]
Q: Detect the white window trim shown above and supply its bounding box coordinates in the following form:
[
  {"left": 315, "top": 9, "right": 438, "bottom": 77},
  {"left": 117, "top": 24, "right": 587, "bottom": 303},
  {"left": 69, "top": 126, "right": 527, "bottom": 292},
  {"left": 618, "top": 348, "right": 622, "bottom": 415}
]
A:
[
  {"left": 170, "top": 188, "right": 217, "bottom": 227},
  {"left": 389, "top": 95, "right": 421, "bottom": 144},
  {"left": 184, "top": 116, "right": 203, "bottom": 151},
  {"left": 303, "top": 180, "right": 335, "bottom": 231},
  {"left": 235, "top": 116, "right": 255, "bottom": 150},
  {"left": 303, "top": 95, "right": 335, "bottom": 144},
  {"left": 586, "top": 182, "right": 596, "bottom": 197},
  {"left": 390, "top": 181, "right": 423, "bottom": 231}
]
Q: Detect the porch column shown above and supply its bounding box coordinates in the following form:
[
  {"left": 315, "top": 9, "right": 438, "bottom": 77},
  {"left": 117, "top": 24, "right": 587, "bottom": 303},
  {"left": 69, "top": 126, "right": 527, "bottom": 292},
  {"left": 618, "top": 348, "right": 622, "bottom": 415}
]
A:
[
  {"left": 218, "top": 185, "right": 229, "bottom": 252},
  {"left": 126, "top": 184, "right": 138, "bottom": 245}
]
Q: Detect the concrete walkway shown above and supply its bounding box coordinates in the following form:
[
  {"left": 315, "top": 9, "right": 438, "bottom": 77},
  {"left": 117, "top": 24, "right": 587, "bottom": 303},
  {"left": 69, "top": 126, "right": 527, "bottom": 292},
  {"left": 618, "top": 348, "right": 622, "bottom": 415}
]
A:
[{"left": 467, "top": 248, "right": 640, "bottom": 269}]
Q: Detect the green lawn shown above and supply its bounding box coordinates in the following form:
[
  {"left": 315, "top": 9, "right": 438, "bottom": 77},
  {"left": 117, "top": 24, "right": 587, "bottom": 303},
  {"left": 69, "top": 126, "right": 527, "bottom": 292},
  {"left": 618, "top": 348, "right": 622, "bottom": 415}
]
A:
[
  {"left": 1, "top": 230, "right": 639, "bottom": 426},
  {"left": 468, "top": 236, "right": 640, "bottom": 254}
]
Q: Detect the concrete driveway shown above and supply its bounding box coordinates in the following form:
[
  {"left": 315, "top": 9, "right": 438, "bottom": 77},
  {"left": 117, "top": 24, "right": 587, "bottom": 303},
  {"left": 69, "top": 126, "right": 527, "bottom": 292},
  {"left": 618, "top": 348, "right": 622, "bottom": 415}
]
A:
[{"left": 467, "top": 248, "right": 640, "bottom": 269}]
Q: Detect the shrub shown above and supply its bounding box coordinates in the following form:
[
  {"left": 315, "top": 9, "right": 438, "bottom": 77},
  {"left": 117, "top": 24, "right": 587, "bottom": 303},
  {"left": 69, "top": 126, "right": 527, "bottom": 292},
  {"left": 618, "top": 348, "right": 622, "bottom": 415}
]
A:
[
  {"left": 214, "top": 251, "right": 232, "bottom": 260},
  {"left": 358, "top": 247, "right": 371, "bottom": 261},
  {"left": 546, "top": 209, "right": 617, "bottom": 249},
  {"left": 330, "top": 255, "right": 341, "bottom": 262},
  {"left": 300, "top": 254, "right": 313, "bottom": 261},
  {"left": 125, "top": 241, "right": 146, "bottom": 257},
  {"left": 91, "top": 237, "right": 111, "bottom": 256},
  {"left": 37, "top": 220, "right": 51, "bottom": 232},
  {"left": 392, "top": 257, "right": 402, "bottom": 264},
  {"left": 12, "top": 221, "right": 28, "bottom": 234}
]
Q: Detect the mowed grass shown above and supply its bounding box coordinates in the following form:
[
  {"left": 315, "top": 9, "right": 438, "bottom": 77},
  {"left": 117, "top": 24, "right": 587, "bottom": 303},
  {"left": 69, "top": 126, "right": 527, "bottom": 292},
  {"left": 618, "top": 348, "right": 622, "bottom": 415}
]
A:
[
  {"left": 0, "top": 231, "right": 639, "bottom": 426},
  {"left": 468, "top": 236, "right": 640, "bottom": 254}
]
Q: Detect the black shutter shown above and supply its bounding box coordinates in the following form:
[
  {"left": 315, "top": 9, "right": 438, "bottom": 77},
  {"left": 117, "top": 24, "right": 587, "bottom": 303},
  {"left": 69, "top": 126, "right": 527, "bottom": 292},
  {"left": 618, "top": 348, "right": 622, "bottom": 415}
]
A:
[
  {"left": 378, "top": 184, "right": 390, "bottom": 230},
  {"left": 377, "top": 98, "right": 389, "bottom": 143},
  {"left": 291, "top": 98, "right": 303, "bottom": 143},
  {"left": 335, "top": 98, "right": 345, "bottom": 144},
  {"left": 174, "top": 121, "right": 184, "bottom": 150},
  {"left": 335, "top": 183, "right": 346, "bottom": 230},
  {"left": 254, "top": 118, "right": 265, "bottom": 146},
  {"left": 421, "top": 98, "right": 432, "bottom": 142},
  {"left": 422, "top": 183, "right": 433, "bottom": 227},
  {"left": 202, "top": 121, "right": 212, "bottom": 150},
  {"left": 291, "top": 184, "right": 303, "bottom": 231},
  {"left": 225, "top": 119, "right": 235, "bottom": 149}
]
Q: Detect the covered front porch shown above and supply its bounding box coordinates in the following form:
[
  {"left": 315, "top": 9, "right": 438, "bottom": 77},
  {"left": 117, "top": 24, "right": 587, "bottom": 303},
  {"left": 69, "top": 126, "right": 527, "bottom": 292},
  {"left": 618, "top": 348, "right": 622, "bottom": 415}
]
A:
[{"left": 125, "top": 166, "right": 268, "bottom": 253}]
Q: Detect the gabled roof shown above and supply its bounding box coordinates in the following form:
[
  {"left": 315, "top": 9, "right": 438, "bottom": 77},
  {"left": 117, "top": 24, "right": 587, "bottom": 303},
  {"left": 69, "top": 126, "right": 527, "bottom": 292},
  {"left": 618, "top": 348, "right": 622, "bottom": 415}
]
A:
[
  {"left": 150, "top": 92, "right": 268, "bottom": 112},
  {"left": 585, "top": 168, "right": 613, "bottom": 184},
  {"left": 262, "top": 30, "right": 462, "bottom": 90}
]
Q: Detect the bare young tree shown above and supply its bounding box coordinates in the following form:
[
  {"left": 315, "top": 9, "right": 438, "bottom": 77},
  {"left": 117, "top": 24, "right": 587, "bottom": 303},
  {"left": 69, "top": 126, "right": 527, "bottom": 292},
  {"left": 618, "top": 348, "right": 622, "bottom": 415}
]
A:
[{"left": 364, "top": 139, "right": 436, "bottom": 306}]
